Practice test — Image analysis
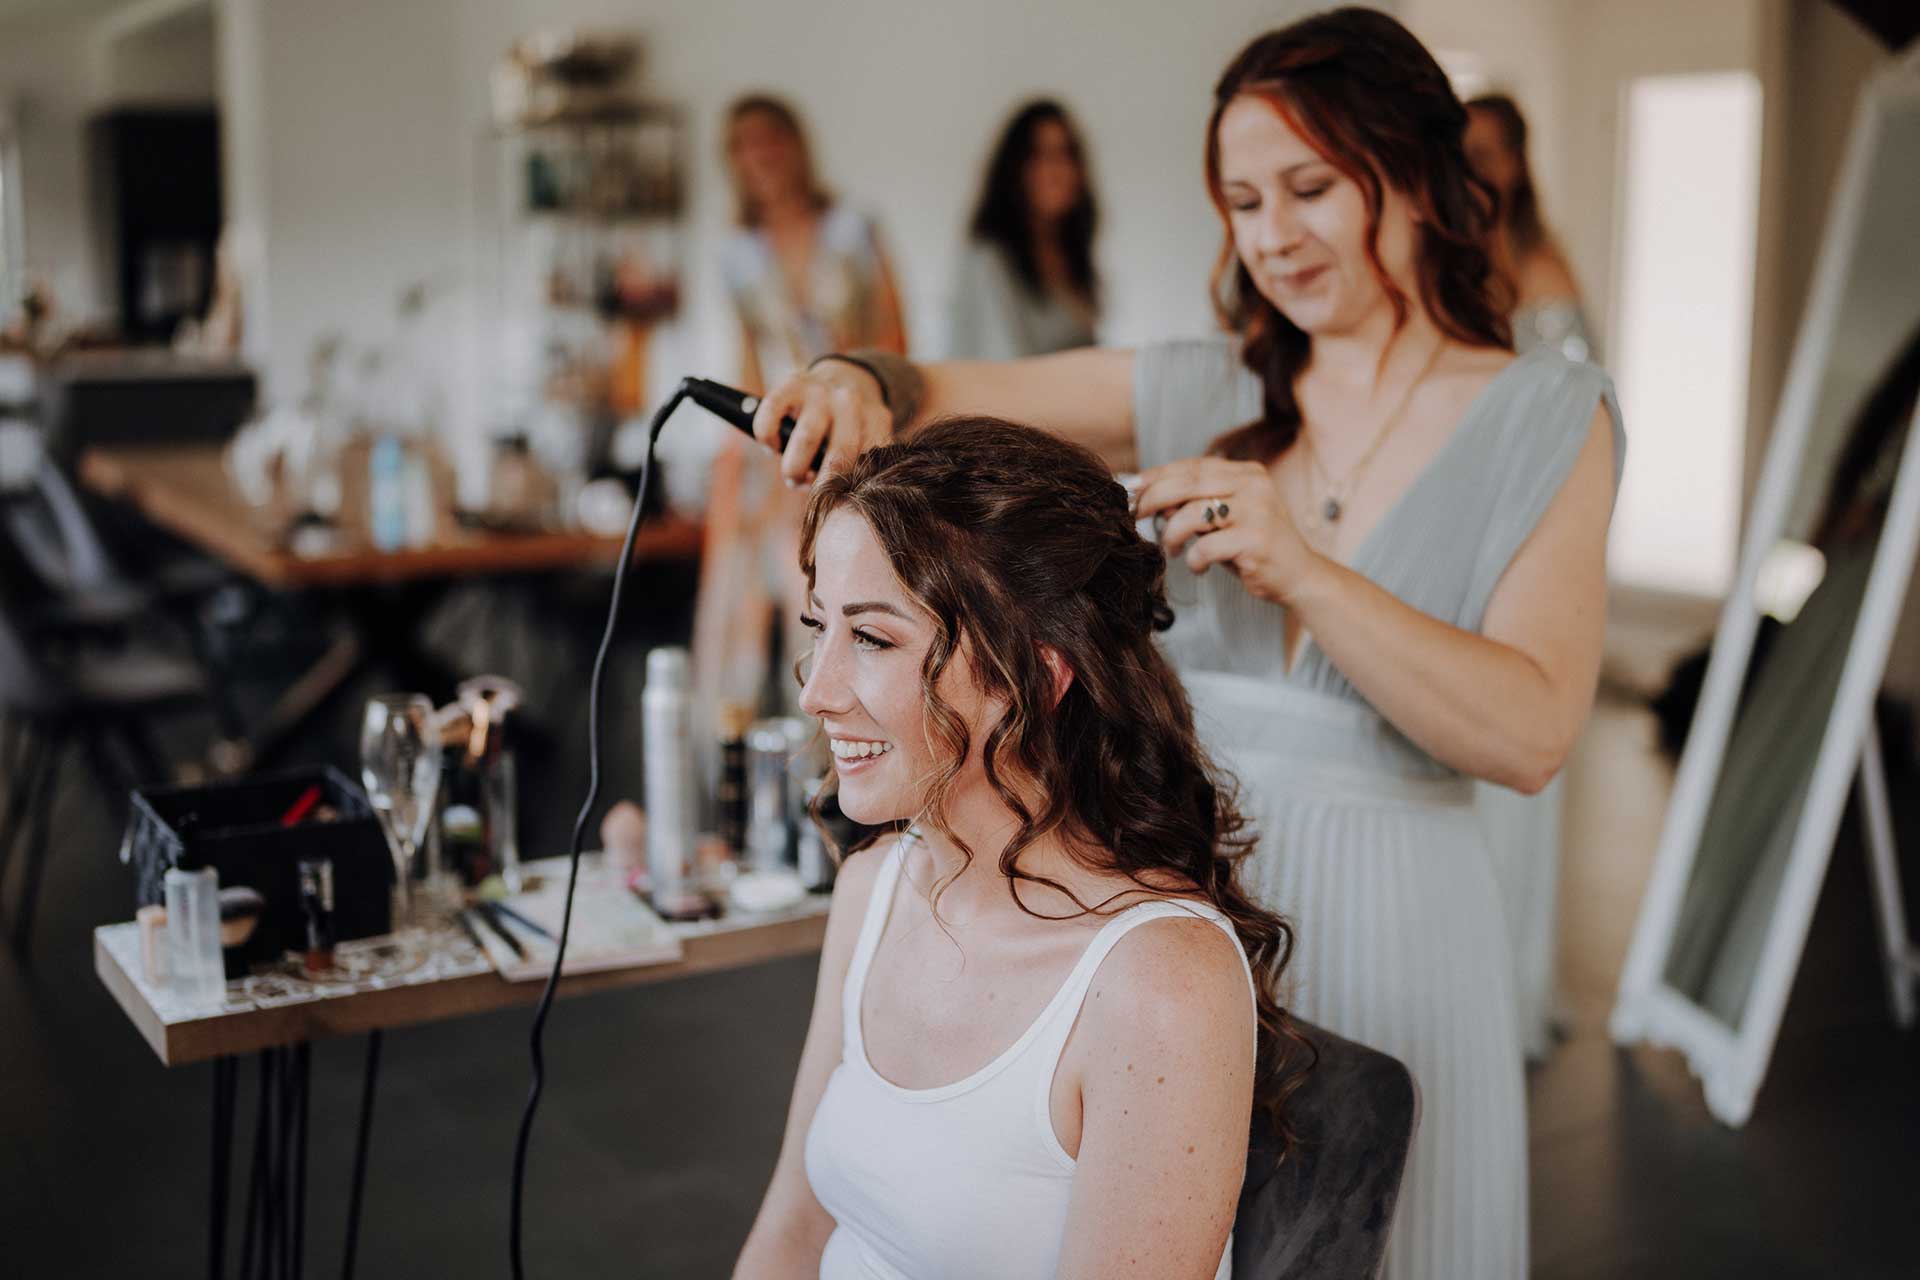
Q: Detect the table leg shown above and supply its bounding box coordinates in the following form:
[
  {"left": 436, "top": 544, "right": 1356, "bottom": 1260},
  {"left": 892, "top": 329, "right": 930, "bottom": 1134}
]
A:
[
  {"left": 341, "top": 1029, "right": 383, "bottom": 1280},
  {"left": 8, "top": 728, "right": 64, "bottom": 957},
  {"left": 210, "top": 1055, "right": 237, "bottom": 1280},
  {"left": 240, "top": 1050, "right": 272, "bottom": 1276},
  {"left": 291, "top": 1043, "right": 310, "bottom": 1280},
  {"left": 275, "top": 1046, "right": 298, "bottom": 1280},
  {"left": 262, "top": 1048, "right": 283, "bottom": 1280}
]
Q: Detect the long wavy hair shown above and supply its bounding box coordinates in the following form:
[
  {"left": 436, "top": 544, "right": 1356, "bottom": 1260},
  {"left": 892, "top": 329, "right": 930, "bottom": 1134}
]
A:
[
  {"left": 968, "top": 99, "right": 1101, "bottom": 306},
  {"left": 1205, "top": 7, "right": 1511, "bottom": 463},
  {"left": 799, "top": 417, "right": 1311, "bottom": 1147},
  {"left": 1465, "top": 93, "right": 1549, "bottom": 261},
  {"left": 724, "top": 94, "right": 833, "bottom": 228}
]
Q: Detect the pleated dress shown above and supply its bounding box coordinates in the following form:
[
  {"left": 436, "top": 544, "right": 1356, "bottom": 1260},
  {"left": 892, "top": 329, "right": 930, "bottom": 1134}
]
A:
[
  {"left": 1476, "top": 297, "right": 1601, "bottom": 1061},
  {"left": 1132, "top": 339, "right": 1624, "bottom": 1280}
]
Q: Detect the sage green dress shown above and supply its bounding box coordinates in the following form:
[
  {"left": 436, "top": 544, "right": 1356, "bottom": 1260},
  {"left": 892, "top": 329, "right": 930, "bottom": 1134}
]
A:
[
  {"left": 1132, "top": 339, "right": 1624, "bottom": 1280},
  {"left": 1478, "top": 298, "right": 1600, "bottom": 1061}
]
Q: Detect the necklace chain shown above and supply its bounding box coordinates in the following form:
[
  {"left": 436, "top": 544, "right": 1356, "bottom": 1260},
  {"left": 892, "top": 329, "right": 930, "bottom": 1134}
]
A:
[{"left": 1299, "top": 337, "right": 1448, "bottom": 537}]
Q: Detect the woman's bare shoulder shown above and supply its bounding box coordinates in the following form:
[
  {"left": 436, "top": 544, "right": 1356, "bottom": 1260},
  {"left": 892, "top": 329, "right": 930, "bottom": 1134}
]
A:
[{"left": 1084, "top": 911, "right": 1251, "bottom": 1044}]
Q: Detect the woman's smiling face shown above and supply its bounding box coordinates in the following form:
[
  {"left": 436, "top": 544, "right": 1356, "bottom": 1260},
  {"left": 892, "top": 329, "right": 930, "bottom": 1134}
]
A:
[
  {"left": 1215, "top": 93, "right": 1420, "bottom": 337},
  {"left": 798, "top": 509, "right": 1003, "bottom": 826}
]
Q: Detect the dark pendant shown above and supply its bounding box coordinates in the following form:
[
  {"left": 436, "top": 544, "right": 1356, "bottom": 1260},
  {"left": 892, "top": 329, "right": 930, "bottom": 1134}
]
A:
[{"left": 1323, "top": 497, "right": 1343, "bottom": 523}]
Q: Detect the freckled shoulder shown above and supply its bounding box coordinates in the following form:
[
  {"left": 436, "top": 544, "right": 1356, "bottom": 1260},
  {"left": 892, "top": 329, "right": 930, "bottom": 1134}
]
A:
[{"left": 1081, "top": 915, "right": 1254, "bottom": 1045}]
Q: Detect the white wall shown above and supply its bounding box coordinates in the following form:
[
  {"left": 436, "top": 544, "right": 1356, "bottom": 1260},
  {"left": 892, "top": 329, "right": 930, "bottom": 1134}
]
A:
[
  {"left": 0, "top": 2, "right": 218, "bottom": 328},
  {"left": 101, "top": 6, "right": 217, "bottom": 106},
  {"left": 0, "top": 20, "right": 108, "bottom": 321},
  {"left": 243, "top": 0, "right": 1334, "bottom": 413},
  {"left": 1400, "top": 0, "right": 1570, "bottom": 269}
]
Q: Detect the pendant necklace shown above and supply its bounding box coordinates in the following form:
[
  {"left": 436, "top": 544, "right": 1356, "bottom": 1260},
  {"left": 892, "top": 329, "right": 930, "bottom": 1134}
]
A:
[{"left": 1300, "top": 337, "right": 1448, "bottom": 545}]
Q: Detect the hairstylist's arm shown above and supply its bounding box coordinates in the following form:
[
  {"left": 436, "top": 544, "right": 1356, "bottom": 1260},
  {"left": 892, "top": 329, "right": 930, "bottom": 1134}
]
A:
[
  {"left": 1054, "top": 919, "right": 1254, "bottom": 1279},
  {"left": 750, "top": 347, "right": 1138, "bottom": 483},
  {"left": 733, "top": 846, "right": 886, "bottom": 1278}
]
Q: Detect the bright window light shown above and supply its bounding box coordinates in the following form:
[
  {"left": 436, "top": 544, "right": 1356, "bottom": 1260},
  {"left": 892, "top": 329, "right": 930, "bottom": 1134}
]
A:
[{"left": 1607, "top": 72, "right": 1763, "bottom": 598}]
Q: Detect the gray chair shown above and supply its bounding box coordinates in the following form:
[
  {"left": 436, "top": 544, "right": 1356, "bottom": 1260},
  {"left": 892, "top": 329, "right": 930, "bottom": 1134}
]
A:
[
  {"left": 1233, "top": 1018, "right": 1418, "bottom": 1279},
  {"left": 2, "top": 451, "right": 230, "bottom": 629},
  {"left": 0, "top": 603, "right": 206, "bottom": 955}
]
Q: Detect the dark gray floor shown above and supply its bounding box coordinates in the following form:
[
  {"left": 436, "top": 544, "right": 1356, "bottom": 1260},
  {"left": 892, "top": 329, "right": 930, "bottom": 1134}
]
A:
[
  {"left": 2, "top": 587, "right": 1916, "bottom": 1278},
  {"left": 1531, "top": 697, "right": 1920, "bottom": 1280}
]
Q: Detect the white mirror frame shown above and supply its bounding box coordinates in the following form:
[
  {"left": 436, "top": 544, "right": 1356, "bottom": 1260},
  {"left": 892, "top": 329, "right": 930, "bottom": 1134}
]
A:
[{"left": 1610, "top": 56, "right": 1920, "bottom": 1128}]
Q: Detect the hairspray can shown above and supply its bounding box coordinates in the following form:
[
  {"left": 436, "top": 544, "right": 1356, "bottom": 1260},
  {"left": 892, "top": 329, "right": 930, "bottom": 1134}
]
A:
[
  {"left": 643, "top": 648, "right": 711, "bottom": 919},
  {"left": 747, "top": 716, "right": 810, "bottom": 872}
]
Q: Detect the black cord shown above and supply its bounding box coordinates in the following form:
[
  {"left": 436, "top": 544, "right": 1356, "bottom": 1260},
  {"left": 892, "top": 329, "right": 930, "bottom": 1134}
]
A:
[{"left": 509, "top": 388, "right": 683, "bottom": 1279}]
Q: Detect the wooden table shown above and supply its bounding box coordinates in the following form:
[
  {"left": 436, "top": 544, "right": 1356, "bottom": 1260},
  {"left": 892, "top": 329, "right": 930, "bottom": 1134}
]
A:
[
  {"left": 96, "top": 884, "right": 828, "bottom": 1278},
  {"left": 79, "top": 443, "right": 705, "bottom": 771},
  {"left": 95, "top": 898, "right": 828, "bottom": 1067},
  {"left": 78, "top": 444, "right": 703, "bottom": 590}
]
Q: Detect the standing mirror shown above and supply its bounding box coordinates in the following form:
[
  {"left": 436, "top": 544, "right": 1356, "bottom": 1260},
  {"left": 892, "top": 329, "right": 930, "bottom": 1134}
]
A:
[{"left": 1611, "top": 56, "right": 1920, "bottom": 1126}]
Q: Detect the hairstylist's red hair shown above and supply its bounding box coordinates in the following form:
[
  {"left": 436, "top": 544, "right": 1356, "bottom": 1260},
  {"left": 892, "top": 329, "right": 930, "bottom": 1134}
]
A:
[{"left": 1205, "top": 7, "right": 1511, "bottom": 462}]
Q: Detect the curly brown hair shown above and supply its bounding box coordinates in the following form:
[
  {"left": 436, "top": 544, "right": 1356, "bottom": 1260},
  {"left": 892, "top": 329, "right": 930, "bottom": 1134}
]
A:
[
  {"left": 1205, "top": 7, "right": 1513, "bottom": 463},
  {"left": 798, "top": 416, "right": 1311, "bottom": 1147}
]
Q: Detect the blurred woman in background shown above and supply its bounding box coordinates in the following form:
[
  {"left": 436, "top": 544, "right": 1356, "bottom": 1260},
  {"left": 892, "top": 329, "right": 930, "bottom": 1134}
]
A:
[
  {"left": 946, "top": 100, "right": 1101, "bottom": 359},
  {"left": 720, "top": 94, "right": 908, "bottom": 390},
  {"left": 1464, "top": 93, "right": 1592, "bottom": 364},
  {"left": 698, "top": 96, "right": 910, "bottom": 744},
  {"left": 1464, "top": 91, "right": 1594, "bottom": 1060}
]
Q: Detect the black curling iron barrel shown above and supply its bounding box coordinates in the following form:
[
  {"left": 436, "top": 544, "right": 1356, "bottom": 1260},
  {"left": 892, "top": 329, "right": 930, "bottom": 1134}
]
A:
[{"left": 678, "top": 377, "right": 825, "bottom": 469}]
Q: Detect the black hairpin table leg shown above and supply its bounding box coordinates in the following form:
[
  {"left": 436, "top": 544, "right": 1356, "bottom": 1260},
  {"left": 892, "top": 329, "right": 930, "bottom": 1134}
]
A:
[
  {"left": 291, "top": 1042, "right": 310, "bottom": 1280},
  {"left": 240, "top": 1049, "right": 274, "bottom": 1277},
  {"left": 210, "top": 1055, "right": 238, "bottom": 1280},
  {"left": 341, "top": 1029, "right": 383, "bottom": 1280},
  {"left": 275, "top": 1044, "right": 300, "bottom": 1280}
]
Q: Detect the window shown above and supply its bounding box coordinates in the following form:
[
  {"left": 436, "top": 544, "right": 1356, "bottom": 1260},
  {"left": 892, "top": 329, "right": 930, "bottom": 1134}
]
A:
[{"left": 1607, "top": 71, "right": 1764, "bottom": 597}]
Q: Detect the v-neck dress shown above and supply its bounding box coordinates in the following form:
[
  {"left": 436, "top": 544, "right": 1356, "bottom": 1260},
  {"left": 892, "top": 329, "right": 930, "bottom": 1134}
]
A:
[{"left": 1132, "top": 338, "right": 1624, "bottom": 1280}]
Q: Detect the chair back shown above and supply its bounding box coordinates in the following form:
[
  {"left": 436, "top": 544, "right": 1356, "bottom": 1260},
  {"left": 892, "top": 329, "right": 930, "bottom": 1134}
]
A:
[
  {"left": 2, "top": 454, "right": 116, "bottom": 595},
  {"left": 1232, "top": 1018, "right": 1418, "bottom": 1280}
]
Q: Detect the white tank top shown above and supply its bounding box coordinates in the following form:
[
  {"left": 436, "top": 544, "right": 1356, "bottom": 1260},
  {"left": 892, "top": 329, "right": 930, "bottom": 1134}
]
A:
[{"left": 804, "top": 839, "right": 1255, "bottom": 1279}]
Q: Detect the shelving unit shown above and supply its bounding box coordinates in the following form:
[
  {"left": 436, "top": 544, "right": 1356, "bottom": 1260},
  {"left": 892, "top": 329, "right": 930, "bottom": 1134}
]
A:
[{"left": 478, "top": 102, "right": 688, "bottom": 467}]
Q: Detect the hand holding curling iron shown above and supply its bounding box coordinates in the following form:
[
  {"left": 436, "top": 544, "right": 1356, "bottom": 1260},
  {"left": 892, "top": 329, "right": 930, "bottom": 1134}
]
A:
[{"left": 749, "top": 358, "right": 895, "bottom": 486}]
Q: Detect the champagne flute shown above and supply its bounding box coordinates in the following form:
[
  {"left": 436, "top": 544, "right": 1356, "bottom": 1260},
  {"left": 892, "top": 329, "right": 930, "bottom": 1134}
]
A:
[{"left": 360, "top": 693, "right": 441, "bottom": 933}]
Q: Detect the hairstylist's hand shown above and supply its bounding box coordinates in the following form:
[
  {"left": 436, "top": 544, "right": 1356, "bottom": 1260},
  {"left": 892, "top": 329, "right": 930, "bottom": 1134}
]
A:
[
  {"left": 751, "top": 360, "right": 895, "bottom": 486},
  {"left": 1135, "top": 457, "right": 1323, "bottom": 606}
]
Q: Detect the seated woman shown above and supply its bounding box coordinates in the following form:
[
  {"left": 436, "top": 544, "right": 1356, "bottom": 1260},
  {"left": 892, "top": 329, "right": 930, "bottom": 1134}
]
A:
[{"left": 733, "top": 418, "right": 1306, "bottom": 1279}]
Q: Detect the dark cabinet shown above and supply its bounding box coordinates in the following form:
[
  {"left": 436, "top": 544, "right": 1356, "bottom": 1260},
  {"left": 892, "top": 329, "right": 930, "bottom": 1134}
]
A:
[{"left": 89, "top": 108, "right": 222, "bottom": 343}]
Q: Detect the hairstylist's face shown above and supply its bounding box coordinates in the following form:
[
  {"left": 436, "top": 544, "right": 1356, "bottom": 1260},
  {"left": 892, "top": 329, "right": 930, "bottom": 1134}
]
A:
[
  {"left": 728, "top": 109, "right": 804, "bottom": 207},
  {"left": 1217, "top": 94, "right": 1419, "bottom": 336},
  {"left": 799, "top": 511, "right": 1003, "bottom": 826},
  {"left": 1024, "top": 119, "right": 1083, "bottom": 223},
  {"left": 1462, "top": 109, "right": 1518, "bottom": 198}
]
